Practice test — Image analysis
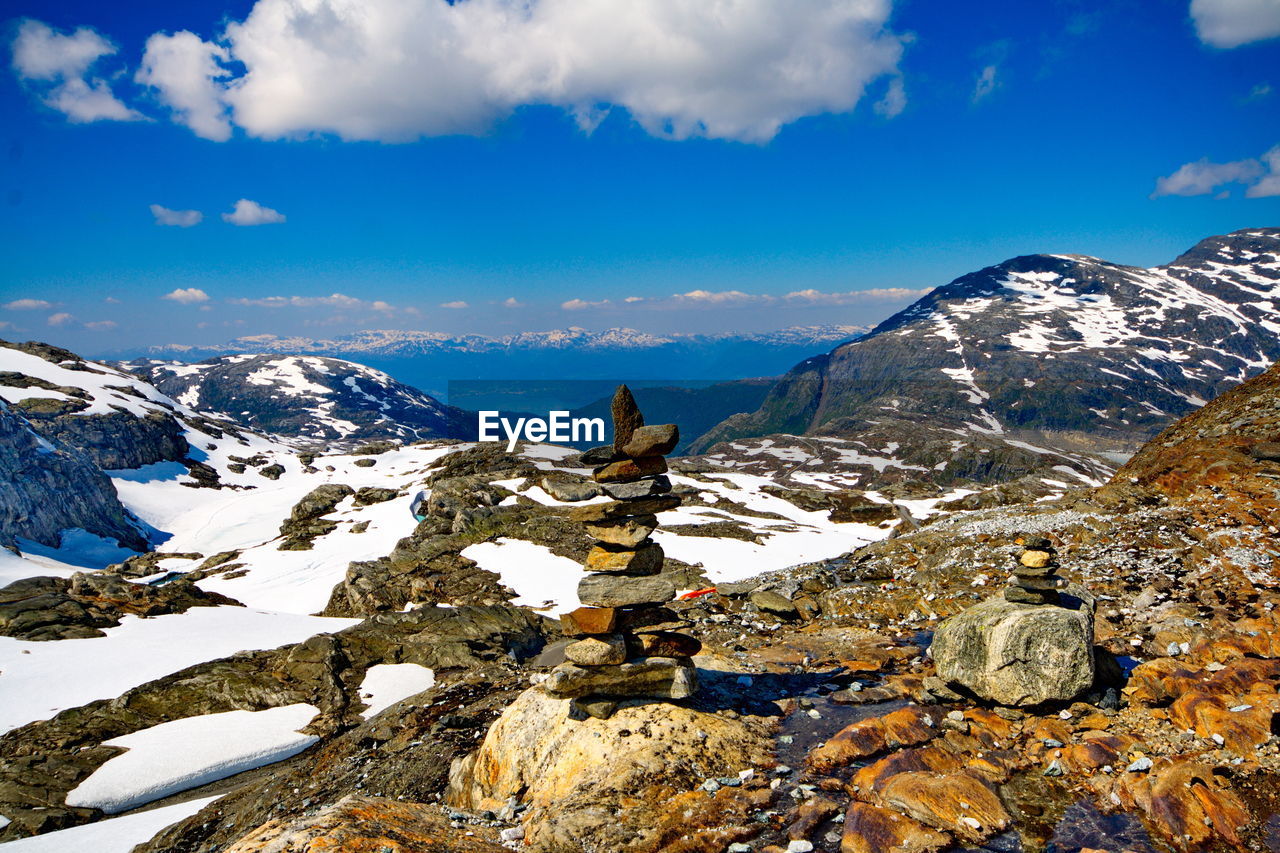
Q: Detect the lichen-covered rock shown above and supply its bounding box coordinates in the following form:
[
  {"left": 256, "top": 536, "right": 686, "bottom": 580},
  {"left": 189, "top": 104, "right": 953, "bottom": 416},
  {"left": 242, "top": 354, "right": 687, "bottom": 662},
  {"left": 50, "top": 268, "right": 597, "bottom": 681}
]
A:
[
  {"left": 278, "top": 483, "right": 353, "bottom": 550},
  {"left": 223, "top": 795, "right": 508, "bottom": 852},
  {"left": 930, "top": 590, "right": 1095, "bottom": 706},
  {"left": 445, "top": 686, "right": 773, "bottom": 852}
]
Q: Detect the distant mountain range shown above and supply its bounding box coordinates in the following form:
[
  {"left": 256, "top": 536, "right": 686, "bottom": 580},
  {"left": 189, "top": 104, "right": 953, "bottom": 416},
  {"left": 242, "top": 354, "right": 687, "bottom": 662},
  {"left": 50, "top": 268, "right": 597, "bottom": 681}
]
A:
[
  {"left": 123, "top": 354, "right": 470, "bottom": 446},
  {"left": 693, "top": 227, "right": 1280, "bottom": 489},
  {"left": 118, "top": 325, "right": 870, "bottom": 397}
]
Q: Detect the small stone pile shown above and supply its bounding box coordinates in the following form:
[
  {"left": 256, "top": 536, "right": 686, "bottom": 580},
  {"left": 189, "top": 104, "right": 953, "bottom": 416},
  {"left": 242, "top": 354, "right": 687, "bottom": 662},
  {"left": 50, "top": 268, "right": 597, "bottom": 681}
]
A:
[
  {"left": 1003, "top": 535, "right": 1063, "bottom": 606},
  {"left": 538, "top": 385, "right": 701, "bottom": 718}
]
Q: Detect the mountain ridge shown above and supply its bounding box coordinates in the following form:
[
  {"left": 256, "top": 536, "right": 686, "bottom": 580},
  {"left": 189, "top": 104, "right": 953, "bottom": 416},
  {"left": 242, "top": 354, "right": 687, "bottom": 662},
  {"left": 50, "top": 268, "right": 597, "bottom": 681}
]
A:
[{"left": 689, "top": 227, "right": 1280, "bottom": 489}]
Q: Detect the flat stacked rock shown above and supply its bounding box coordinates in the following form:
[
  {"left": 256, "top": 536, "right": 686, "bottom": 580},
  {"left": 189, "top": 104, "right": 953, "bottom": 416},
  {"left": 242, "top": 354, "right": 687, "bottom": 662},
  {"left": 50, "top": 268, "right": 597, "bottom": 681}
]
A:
[
  {"left": 540, "top": 385, "right": 701, "bottom": 718},
  {"left": 1004, "top": 535, "right": 1063, "bottom": 606}
]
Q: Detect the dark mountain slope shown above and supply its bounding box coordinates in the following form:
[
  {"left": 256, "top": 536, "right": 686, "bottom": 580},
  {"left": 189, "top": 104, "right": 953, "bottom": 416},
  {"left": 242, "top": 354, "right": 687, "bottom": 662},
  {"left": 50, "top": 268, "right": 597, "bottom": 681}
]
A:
[
  {"left": 127, "top": 354, "right": 471, "bottom": 446},
  {"left": 692, "top": 228, "right": 1280, "bottom": 489}
]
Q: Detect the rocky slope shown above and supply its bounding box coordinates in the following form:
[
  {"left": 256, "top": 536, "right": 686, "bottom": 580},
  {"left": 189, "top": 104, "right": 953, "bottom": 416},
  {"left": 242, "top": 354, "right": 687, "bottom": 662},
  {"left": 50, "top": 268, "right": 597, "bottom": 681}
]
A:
[
  {"left": 124, "top": 354, "right": 471, "bottom": 447},
  {"left": 1, "top": 340, "right": 193, "bottom": 470},
  {"left": 693, "top": 227, "right": 1280, "bottom": 491},
  {"left": 2, "top": 339, "right": 1278, "bottom": 853},
  {"left": 0, "top": 400, "right": 146, "bottom": 551}
]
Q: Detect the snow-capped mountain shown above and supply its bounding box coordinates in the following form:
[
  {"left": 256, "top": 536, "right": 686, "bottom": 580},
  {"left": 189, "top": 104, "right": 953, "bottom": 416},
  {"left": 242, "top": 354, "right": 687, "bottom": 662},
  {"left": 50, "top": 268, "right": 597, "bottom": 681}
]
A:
[
  {"left": 124, "top": 355, "right": 470, "bottom": 446},
  {"left": 0, "top": 339, "right": 298, "bottom": 555},
  {"left": 693, "top": 228, "right": 1280, "bottom": 487}
]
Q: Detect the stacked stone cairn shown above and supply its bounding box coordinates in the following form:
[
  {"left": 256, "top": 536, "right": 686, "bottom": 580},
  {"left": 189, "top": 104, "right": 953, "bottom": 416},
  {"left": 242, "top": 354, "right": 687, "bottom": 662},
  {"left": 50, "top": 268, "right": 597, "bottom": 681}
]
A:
[
  {"left": 1004, "top": 535, "right": 1063, "bottom": 606},
  {"left": 538, "top": 385, "right": 701, "bottom": 719}
]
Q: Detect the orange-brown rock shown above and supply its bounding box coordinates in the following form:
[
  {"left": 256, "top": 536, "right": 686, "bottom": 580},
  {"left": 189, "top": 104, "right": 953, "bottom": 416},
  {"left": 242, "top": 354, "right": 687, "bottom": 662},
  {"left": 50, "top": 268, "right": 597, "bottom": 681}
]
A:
[
  {"left": 962, "top": 750, "right": 1022, "bottom": 782},
  {"left": 561, "top": 607, "right": 619, "bottom": 636},
  {"left": 961, "top": 708, "right": 1019, "bottom": 749},
  {"left": 787, "top": 794, "right": 841, "bottom": 840},
  {"left": 1168, "top": 689, "right": 1278, "bottom": 753},
  {"left": 876, "top": 771, "right": 1011, "bottom": 843},
  {"left": 223, "top": 795, "right": 508, "bottom": 852},
  {"left": 1123, "top": 658, "right": 1201, "bottom": 706},
  {"left": 840, "top": 802, "right": 949, "bottom": 853},
  {"left": 807, "top": 706, "right": 937, "bottom": 773},
  {"left": 585, "top": 541, "right": 664, "bottom": 575},
  {"left": 583, "top": 514, "right": 659, "bottom": 547},
  {"left": 593, "top": 456, "right": 668, "bottom": 484},
  {"left": 447, "top": 688, "right": 775, "bottom": 852},
  {"left": 1059, "top": 735, "right": 1129, "bottom": 774},
  {"left": 1112, "top": 758, "right": 1250, "bottom": 851},
  {"left": 849, "top": 747, "right": 961, "bottom": 798}
]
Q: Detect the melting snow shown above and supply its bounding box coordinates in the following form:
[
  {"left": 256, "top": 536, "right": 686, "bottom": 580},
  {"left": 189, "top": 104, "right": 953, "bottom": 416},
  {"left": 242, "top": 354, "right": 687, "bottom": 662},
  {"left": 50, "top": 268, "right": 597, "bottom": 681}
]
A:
[
  {"left": 65, "top": 704, "right": 320, "bottom": 813},
  {"left": 358, "top": 663, "right": 437, "bottom": 719}
]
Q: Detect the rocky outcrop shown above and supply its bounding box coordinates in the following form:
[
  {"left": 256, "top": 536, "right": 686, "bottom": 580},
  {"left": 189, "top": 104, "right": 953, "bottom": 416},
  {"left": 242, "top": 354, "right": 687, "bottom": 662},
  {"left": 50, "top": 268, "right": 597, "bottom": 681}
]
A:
[
  {"left": 0, "top": 573, "right": 239, "bottom": 640},
  {"left": 445, "top": 687, "right": 774, "bottom": 852},
  {"left": 222, "top": 795, "right": 509, "bottom": 852},
  {"left": 0, "top": 401, "right": 146, "bottom": 551},
  {"left": 278, "top": 483, "right": 354, "bottom": 550},
  {"left": 0, "top": 603, "right": 548, "bottom": 841},
  {"left": 929, "top": 588, "right": 1095, "bottom": 706},
  {"left": 20, "top": 407, "right": 188, "bottom": 470}
]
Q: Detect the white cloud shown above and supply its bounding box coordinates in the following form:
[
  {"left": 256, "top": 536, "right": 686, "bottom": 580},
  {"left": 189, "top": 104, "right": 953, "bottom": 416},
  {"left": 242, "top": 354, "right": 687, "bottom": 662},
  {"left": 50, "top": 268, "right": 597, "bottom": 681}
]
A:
[
  {"left": 136, "top": 31, "right": 233, "bottom": 141},
  {"left": 670, "top": 289, "right": 768, "bottom": 305},
  {"left": 0, "top": 321, "right": 13, "bottom": 331},
  {"left": 228, "top": 293, "right": 395, "bottom": 310},
  {"left": 562, "top": 298, "right": 611, "bottom": 310},
  {"left": 85, "top": 320, "right": 118, "bottom": 330},
  {"left": 502, "top": 297, "right": 524, "bottom": 308},
  {"left": 440, "top": 300, "right": 469, "bottom": 309},
  {"left": 1152, "top": 144, "right": 1278, "bottom": 197},
  {"left": 1246, "top": 82, "right": 1272, "bottom": 101},
  {"left": 1247, "top": 145, "right": 1280, "bottom": 197},
  {"left": 10, "top": 20, "right": 142, "bottom": 123},
  {"left": 163, "top": 287, "right": 211, "bottom": 304},
  {"left": 1191, "top": 0, "right": 1280, "bottom": 47},
  {"left": 3, "top": 298, "right": 54, "bottom": 310},
  {"left": 623, "top": 296, "right": 645, "bottom": 303},
  {"left": 150, "top": 204, "right": 203, "bottom": 227},
  {"left": 784, "top": 287, "right": 931, "bottom": 304},
  {"left": 55, "top": 0, "right": 905, "bottom": 144},
  {"left": 972, "top": 64, "right": 998, "bottom": 102},
  {"left": 874, "top": 76, "right": 906, "bottom": 118},
  {"left": 222, "top": 198, "right": 286, "bottom": 225},
  {"left": 47, "top": 312, "right": 76, "bottom": 327}
]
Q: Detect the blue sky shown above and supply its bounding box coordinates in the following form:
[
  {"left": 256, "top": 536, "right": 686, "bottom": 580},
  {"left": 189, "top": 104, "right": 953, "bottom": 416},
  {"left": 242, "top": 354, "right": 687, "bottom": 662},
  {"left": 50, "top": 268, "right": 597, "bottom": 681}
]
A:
[{"left": 1, "top": 0, "right": 1278, "bottom": 356}]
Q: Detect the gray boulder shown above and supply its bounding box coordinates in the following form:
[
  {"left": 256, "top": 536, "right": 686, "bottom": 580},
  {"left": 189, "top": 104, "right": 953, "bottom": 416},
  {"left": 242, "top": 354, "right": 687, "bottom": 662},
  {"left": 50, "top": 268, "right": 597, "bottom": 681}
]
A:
[{"left": 929, "top": 588, "right": 1095, "bottom": 706}]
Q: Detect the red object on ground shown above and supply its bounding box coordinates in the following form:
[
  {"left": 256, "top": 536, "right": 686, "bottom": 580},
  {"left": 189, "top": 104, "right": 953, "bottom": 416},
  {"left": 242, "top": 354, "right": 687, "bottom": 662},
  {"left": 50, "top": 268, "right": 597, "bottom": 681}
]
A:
[{"left": 679, "top": 587, "right": 716, "bottom": 600}]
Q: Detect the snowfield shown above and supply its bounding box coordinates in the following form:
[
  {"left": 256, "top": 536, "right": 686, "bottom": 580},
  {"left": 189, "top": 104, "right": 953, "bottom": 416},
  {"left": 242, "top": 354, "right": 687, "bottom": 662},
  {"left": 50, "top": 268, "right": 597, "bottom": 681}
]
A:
[
  {"left": 65, "top": 704, "right": 320, "bottom": 814},
  {"left": 358, "top": 663, "right": 437, "bottom": 719},
  {"left": 0, "top": 608, "right": 356, "bottom": 734},
  {"left": 0, "top": 797, "right": 219, "bottom": 852}
]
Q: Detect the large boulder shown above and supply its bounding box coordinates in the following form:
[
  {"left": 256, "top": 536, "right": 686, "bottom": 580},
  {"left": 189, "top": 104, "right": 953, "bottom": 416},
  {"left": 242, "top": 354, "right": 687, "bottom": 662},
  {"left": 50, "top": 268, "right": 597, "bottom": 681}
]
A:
[
  {"left": 445, "top": 686, "right": 774, "bottom": 852},
  {"left": 929, "top": 588, "right": 1095, "bottom": 706}
]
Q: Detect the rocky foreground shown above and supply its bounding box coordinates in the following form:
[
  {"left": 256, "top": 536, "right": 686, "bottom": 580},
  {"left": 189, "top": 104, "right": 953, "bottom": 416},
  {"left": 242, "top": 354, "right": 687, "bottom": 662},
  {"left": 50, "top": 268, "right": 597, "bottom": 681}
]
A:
[{"left": 0, "top": 359, "right": 1278, "bottom": 852}]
